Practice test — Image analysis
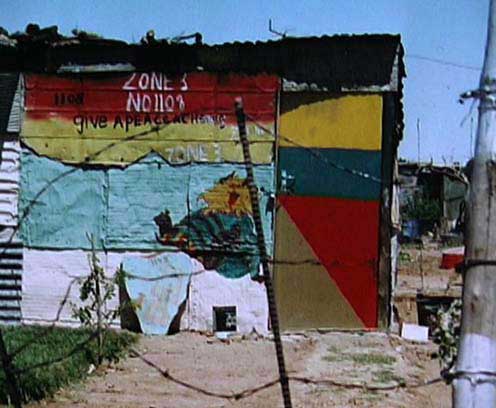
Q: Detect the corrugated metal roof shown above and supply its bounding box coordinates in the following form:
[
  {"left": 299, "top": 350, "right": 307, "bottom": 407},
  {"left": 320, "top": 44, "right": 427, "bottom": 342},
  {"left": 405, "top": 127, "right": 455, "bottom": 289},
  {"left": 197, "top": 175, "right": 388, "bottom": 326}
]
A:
[
  {"left": 143, "top": 34, "right": 404, "bottom": 91},
  {"left": 7, "top": 75, "right": 23, "bottom": 133},
  {"left": 2, "top": 34, "right": 404, "bottom": 91},
  {"left": 0, "top": 33, "right": 405, "bottom": 138}
]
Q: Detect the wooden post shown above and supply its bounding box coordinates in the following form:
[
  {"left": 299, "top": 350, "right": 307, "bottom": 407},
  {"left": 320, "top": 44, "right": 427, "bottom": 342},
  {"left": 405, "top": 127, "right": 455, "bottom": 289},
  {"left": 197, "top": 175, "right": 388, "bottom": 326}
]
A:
[
  {"left": 235, "top": 98, "right": 292, "bottom": 408},
  {"left": 454, "top": 0, "right": 496, "bottom": 405}
]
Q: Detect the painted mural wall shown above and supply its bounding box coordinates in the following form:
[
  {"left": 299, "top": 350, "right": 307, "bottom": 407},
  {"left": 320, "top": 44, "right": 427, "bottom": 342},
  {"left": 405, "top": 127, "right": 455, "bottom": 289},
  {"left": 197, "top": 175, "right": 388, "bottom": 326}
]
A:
[
  {"left": 20, "top": 72, "right": 278, "bottom": 334},
  {"left": 274, "top": 93, "right": 383, "bottom": 330}
]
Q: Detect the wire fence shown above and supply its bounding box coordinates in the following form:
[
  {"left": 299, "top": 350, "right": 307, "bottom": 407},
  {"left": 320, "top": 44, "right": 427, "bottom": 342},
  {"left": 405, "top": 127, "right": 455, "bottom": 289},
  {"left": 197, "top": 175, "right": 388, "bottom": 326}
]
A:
[
  {"left": 132, "top": 347, "right": 444, "bottom": 402},
  {"left": 0, "top": 101, "right": 444, "bottom": 407}
]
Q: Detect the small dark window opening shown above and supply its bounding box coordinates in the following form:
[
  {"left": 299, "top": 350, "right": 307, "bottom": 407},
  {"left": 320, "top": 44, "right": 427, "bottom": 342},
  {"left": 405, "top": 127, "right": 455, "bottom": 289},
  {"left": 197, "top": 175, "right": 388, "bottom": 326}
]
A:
[{"left": 213, "top": 306, "right": 237, "bottom": 332}]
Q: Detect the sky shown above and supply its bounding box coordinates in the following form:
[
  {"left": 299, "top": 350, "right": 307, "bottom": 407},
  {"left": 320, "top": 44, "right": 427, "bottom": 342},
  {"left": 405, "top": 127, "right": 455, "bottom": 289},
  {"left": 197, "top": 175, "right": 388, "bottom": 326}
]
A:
[{"left": 0, "top": 0, "right": 489, "bottom": 164}]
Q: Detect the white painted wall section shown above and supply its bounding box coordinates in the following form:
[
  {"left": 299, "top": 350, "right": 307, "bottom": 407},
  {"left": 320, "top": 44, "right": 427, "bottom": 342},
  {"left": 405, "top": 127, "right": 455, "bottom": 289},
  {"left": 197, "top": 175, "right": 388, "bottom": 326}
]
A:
[
  {"left": 22, "top": 249, "right": 119, "bottom": 326},
  {"left": 23, "top": 249, "right": 268, "bottom": 334},
  {"left": 182, "top": 259, "right": 269, "bottom": 334}
]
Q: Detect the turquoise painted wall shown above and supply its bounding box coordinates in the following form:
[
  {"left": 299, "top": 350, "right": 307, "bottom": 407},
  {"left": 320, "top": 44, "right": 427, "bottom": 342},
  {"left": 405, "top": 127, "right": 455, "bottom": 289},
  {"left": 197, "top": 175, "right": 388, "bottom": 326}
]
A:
[
  {"left": 20, "top": 150, "right": 275, "bottom": 259},
  {"left": 20, "top": 151, "right": 107, "bottom": 248}
]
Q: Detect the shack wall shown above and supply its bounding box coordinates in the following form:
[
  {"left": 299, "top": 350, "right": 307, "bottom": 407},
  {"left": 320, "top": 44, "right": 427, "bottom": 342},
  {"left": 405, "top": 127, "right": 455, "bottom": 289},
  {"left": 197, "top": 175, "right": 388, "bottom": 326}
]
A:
[{"left": 19, "top": 72, "right": 277, "bottom": 334}]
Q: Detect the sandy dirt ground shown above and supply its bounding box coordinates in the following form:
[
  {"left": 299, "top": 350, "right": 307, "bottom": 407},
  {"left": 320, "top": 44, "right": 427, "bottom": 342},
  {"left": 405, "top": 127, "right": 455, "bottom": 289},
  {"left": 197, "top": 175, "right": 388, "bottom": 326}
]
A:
[
  {"left": 26, "top": 330, "right": 450, "bottom": 408},
  {"left": 23, "top": 243, "right": 457, "bottom": 407}
]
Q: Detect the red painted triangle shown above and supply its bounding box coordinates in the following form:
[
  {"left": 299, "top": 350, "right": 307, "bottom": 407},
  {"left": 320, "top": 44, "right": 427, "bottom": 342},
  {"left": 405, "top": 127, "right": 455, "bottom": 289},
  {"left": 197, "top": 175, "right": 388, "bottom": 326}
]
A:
[{"left": 278, "top": 195, "right": 380, "bottom": 327}]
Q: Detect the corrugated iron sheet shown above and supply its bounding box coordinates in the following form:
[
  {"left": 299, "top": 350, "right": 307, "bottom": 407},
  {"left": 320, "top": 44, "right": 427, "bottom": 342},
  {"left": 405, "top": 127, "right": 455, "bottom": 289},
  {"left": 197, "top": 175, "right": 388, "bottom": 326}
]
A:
[
  {"left": 0, "top": 72, "right": 22, "bottom": 323},
  {"left": 0, "top": 228, "right": 22, "bottom": 324},
  {"left": 1, "top": 34, "right": 405, "bottom": 139},
  {"left": 7, "top": 74, "right": 23, "bottom": 133},
  {"left": 0, "top": 73, "right": 19, "bottom": 134},
  {"left": 0, "top": 140, "right": 20, "bottom": 227},
  {"left": 3, "top": 35, "right": 404, "bottom": 91},
  {"left": 0, "top": 140, "right": 22, "bottom": 324}
]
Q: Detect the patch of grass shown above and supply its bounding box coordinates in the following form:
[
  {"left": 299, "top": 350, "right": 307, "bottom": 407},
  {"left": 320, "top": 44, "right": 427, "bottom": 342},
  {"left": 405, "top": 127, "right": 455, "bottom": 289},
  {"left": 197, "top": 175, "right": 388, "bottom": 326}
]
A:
[
  {"left": 360, "top": 391, "right": 381, "bottom": 402},
  {"left": 348, "top": 353, "right": 396, "bottom": 366},
  {"left": 322, "top": 350, "right": 396, "bottom": 366},
  {"left": 322, "top": 346, "right": 346, "bottom": 362},
  {"left": 373, "top": 369, "right": 405, "bottom": 385},
  {"left": 322, "top": 353, "right": 345, "bottom": 363},
  {"left": 399, "top": 251, "right": 412, "bottom": 263},
  {"left": 0, "top": 326, "right": 137, "bottom": 403}
]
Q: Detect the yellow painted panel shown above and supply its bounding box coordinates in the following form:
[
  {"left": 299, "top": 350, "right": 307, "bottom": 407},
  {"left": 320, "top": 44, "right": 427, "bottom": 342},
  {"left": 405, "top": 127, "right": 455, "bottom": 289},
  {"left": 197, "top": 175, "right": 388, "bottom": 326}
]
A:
[
  {"left": 274, "top": 206, "right": 364, "bottom": 330},
  {"left": 279, "top": 95, "right": 382, "bottom": 150},
  {"left": 21, "top": 119, "right": 274, "bottom": 165}
]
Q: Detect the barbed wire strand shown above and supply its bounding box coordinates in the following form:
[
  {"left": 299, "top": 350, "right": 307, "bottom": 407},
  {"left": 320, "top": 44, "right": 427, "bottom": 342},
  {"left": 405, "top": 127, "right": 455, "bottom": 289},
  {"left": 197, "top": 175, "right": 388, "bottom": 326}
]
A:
[
  {"left": 10, "top": 277, "right": 81, "bottom": 358},
  {"left": 131, "top": 348, "right": 444, "bottom": 401},
  {"left": 0, "top": 105, "right": 435, "bottom": 405},
  {"left": 244, "top": 114, "right": 383, "bottom": 184},
  {"left": 0, "top": 124, "right": 182, "bottom": 402}
]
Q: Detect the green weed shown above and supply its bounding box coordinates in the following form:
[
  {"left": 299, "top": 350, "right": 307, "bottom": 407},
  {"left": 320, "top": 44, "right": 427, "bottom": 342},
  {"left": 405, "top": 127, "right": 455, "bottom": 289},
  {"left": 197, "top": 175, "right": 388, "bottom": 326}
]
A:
[{"left": 0, "top": 326, "right": 137, "bottom": 403}]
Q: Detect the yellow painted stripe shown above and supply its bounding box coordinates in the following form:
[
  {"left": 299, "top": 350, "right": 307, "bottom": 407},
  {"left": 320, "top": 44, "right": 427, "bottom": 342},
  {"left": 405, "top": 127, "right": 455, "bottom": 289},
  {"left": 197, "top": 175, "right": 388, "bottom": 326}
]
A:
[
  {"left": 279, "top": 95, "right": 383, "bottom": 150},
  {"left": 21, "top": 119, "right": 274, "bottom": 165}
]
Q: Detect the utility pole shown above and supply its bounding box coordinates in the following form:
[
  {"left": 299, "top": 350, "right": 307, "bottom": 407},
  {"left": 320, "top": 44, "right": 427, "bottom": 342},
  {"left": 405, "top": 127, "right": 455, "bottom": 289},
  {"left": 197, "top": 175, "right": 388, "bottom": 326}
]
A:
[
  {"left": 417, "top": 118, "right": 421, "bottom": 165},
  {"left": 454, "top": 0, "right": 496, "bottom": 406}
]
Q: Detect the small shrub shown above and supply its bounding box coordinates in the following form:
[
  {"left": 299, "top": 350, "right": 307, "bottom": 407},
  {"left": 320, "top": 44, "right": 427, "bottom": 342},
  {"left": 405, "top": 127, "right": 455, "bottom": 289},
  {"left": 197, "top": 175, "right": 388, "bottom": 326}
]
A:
[
  {"left": 403, "top": 192, "right": 441, "bottom": 222},
  {"left": 72, "top": 239, "right": 136, "bottom": 366},
  {"left": 432, "top": 299, "right": 462, "bottom": 379},
  {"left": 0, "top": 238, "right": 139, "bottom": 404}
]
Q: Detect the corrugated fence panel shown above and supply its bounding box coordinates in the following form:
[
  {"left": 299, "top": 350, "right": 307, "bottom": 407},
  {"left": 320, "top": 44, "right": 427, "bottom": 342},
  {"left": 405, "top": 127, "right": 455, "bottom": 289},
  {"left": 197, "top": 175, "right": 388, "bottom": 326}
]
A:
[
  {"left": 7, "top": 74, "right": 24, "bottom": 134},
  {"left": 0, "top": 229, "right": 22, "bottom": 324},
  {"left": 0, "top": 141, "right": 20, "bottom": 226},
  {"left": 0, "top": 72, "right": 23, "bottom": 324}
]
